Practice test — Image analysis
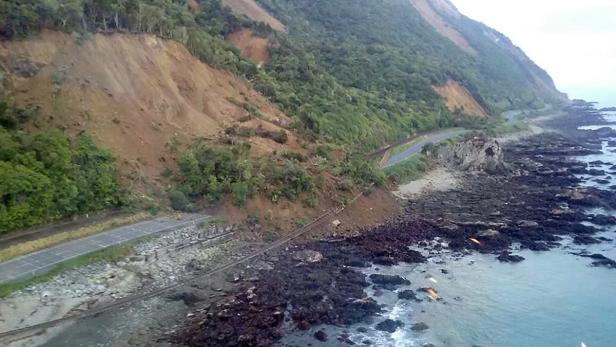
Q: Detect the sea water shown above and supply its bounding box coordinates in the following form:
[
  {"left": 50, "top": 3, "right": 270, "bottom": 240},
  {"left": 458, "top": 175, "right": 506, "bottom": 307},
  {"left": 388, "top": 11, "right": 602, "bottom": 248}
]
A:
[{"left": 279, "top": 113, "right": 616, "bottom": 347}]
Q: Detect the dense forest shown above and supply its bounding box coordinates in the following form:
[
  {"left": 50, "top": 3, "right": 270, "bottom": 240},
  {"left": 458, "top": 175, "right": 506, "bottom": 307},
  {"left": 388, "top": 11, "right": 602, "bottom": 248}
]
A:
[{"left": 0, "top": 102, "right": 122, "bottom": 233}]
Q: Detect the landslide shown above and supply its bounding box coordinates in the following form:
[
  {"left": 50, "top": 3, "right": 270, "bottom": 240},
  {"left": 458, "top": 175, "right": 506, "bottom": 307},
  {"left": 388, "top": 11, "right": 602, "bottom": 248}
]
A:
[
  {"left": 433, "top": 79, "right": 487, "bottom": 117},
  {"left": 0, "top": 30, "right": 300, "bottom": 186}
]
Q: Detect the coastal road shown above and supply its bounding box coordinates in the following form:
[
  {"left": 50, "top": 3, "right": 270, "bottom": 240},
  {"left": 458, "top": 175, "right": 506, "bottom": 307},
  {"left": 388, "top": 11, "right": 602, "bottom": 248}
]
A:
[
  {"left": 383, "top": 128, "right": 469, "bottom": 168},
  {"left": 0, "top": 213, "right": 210, "bottom": 284}
]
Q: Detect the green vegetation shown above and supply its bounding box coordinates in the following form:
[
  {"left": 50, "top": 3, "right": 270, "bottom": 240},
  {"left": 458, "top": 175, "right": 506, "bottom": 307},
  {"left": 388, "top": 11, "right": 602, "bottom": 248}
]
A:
[
  {"left": 174, "top": 141, "right": 314, "bottom": 207},
  {"left": 0, "top": 243, "right": 132, "bottom": 298},
  {"left": 0, "top": 102, "right": 122, "bottom": 234},
  {"left": 384, "top": 154, "right": 429, "bottom": 184},
  {"left": 0, "top": 0, "right": 564, "bottom": 211},
  {"left": 0, "top": 0, "right": 562, "bottom": 152},
  {"left": 389, "top": 136, "right": 428, "bottom": 157}
]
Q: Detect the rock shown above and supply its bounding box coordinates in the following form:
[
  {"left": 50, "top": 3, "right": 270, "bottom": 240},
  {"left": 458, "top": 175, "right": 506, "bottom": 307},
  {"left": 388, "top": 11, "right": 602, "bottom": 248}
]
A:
[
  {"left": 167, "top": 290, "right": 206, "bottom": 306},
  {"left": 369, "top": 274, "right": 410, "bottom": 290},
  {"left": 398, "top": 290, "right": 419, "bottom": 301},
  {"left": 497, "top": 251, "right": 525, "bottom": 263},
  {"left": 314, "top": 330, "right": 328, "bottom": 342},
  {"left": 356, "top": 327, "right": 368, "bottom": 333},
  {"left": 338, "top": 334, "right": 355, "bottom": 345},
  {"left": 573, "top": 235, "right": 601, "bottom": 245},
  {"left": 411, "top": 322, "right": 429, "bottom": 331},
  {"left": 226, "top": 272, "right": 242, "bottom": 283},
  {"left": 478, "top": 229, "right": 500, "bottom": 237},
  {"left": 587, "top": 169, "right": 606, "bottom": 176},
  {"left": 375, "top": 319, "right": 404, "bottom": 333},
  {"left": 587, "top": 214, "right": 616, "bottom": 226},
  {"left": 528, "top": 242, "right": 550, "bottom": 251},
  {"left": 517, "top": 220, "right": 539, "bottom": 228},
  {"left": 436, "top": 137, "right": 508, "bottom": 174},
  {"left": 292, "top": 250, "right": 324, "bottom": 263},
  {"left": 332, "top": 219, "right": 342, "bottom": 227}
]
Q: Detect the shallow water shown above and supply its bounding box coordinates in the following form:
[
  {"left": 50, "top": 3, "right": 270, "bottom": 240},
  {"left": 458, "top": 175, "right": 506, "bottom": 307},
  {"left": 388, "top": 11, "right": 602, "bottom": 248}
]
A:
[{"left": 279, "top": 113, "right": 616, "bottom": 347}]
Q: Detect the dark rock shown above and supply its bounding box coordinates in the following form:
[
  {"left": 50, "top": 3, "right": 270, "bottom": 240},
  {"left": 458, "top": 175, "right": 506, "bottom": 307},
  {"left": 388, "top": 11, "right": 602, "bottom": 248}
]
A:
[
  {"left": 587, "top": 169, "right": 606, "bottom": 176},
  {"left": 497, "top": 251, "right": 525, "bottom": 263},
  {"left": 398, "top": 290, "right": 419, "bottom": 301},
  {"left": 573, "top": 235, "right": 601, "bottom": 245},
  {"left": 314, "top": 330, "right": 328, "bottom": 342},
  {"left": 166, "top": 290, "right": 206, "bottom": 306},
  {"left": 356, "top": 327, "right": 368, "bottom": 333},
  {"left": 375, "top": 319, "right": 404, "bottom": 333},
  {"left": 411, "top": 322, "right": 429, "bottom": 331},
  {"left": 369, "top": 274, "right": 410, "bottom": 290},
  {"left": 338, "top": 334, "right": 355, "bottom": 345},
  {"left": 587, "top": 214, "right": 616, "bottom": 225},
  {"left": 528, "top": 242, "right": 550, "bottom": 251}
]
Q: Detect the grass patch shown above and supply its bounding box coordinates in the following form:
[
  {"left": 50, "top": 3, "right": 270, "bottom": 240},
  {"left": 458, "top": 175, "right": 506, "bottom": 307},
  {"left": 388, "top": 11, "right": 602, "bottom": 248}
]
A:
[
  {"left": 384, "top": 154, "right": 429, "bottom": 184},
  {"left": 488, "top": 121, "right": 530, "bottom": 136},
  {"left": 0, "top": 243, "right": 133, "bottom": 298},
  {"left": 196, "top": 215, "right": 226, "bottom": 229},
  {"left": 0, "top": 213, "right": 149, "bottom": 262},
  {"left": 389, "top": 135, "right": 427, "bottom": 156}
]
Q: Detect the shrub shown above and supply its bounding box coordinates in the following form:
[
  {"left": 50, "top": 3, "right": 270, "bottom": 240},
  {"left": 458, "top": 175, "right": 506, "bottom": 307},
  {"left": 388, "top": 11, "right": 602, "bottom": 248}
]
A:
[
  {"left": 269, "top": 130, "right": 288, "bottom": 144},
  {"left": 338, "top": 155, "right": 385, "bottom": 188},
  {"left": 169, "top": 190, "right": 193, "bottom": 212}
]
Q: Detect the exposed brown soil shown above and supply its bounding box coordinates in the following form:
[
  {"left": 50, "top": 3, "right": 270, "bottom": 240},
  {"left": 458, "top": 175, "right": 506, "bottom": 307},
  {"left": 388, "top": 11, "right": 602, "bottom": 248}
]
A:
[
  {"left": 222, "top": 0, "right": 286, "bottom": 32},
  {"left": 433, "top": 79, "right": 487, "bottom": 116},
  {"left": 186, "top": 0, "right": 200, "bottom": 13},
  {"left": 0, "top": 30, "right": 295, "bottom": 188},
  {"left": 227, "top": 29, "right": 270, "bottom": 66},
  {"left": 409, "top": 0, "right": 477, "bottom": 55}
]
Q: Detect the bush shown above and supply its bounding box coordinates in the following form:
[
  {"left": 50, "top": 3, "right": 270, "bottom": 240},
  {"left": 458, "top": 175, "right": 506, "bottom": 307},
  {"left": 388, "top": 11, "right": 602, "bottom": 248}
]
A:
[
  {"left": 231, "top": 181, "right": 249, "bottom": 206},
  {"left": 338, "top": 155, "right": 385, "bottom": 188},
  {"left": 384, "top": 155, "right": 428, "bottom": 184},
  {"left": 269, "top": 130, "right": 288, "bottom": 144},
  {"left": 169, "top": 190, "right": 193, "bottom": 212}
]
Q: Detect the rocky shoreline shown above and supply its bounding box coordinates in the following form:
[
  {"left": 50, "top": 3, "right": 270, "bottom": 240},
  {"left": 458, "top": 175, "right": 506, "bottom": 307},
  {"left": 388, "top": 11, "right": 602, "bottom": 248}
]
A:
[{"left": 173, "top": 104, "right": 616, "bottom": 346}]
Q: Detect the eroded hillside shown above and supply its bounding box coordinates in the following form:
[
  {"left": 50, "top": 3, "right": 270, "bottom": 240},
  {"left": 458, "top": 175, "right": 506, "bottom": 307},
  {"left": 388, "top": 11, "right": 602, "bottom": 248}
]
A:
[{"left": 1, "top": 30, "right": 300, "bottom": 185}]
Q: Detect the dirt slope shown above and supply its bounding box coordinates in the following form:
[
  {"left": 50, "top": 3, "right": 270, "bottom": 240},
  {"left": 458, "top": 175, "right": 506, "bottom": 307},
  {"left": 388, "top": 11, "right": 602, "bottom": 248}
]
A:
[
  {"left": 433, "top": 80, "right": 487, "bottom": 116},
  {"left": 0, "top": 30, "right": 301, "bottom": 186},
  {"left": 222, "top": 0, "right": 286, "bottom": 31},
  {"left": 227, "top": 29, "right": 270, "bottom": 66},
  {"left": 409, "top": 0, "right": 477, "bottom": 55}
]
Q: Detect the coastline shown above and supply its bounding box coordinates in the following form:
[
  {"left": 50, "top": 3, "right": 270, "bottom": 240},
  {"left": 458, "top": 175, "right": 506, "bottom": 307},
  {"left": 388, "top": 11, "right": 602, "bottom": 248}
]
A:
[
  {"left": 174, "top": 103, "right": 616, "bottom": 346},
  {"left": 2, "top": 103, "right": 614, "bottom": 347}
]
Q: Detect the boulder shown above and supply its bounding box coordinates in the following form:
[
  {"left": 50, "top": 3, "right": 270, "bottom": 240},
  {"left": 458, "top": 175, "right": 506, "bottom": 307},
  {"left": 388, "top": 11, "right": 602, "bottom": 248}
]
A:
[
  {"left": 293, "top": 250, "right": 324, "bottom": 263},
  {"left": 411, "top": 322, "right": 429, "bottom": 331},
  {"left": 497, "top": 251, "right": 525, "bottom": 263},
  {"left": 369, "top": 274, "right": 410, "bottom": 290},
  {"left": 436, "top": 137, "right": 508, "bottom": 174},
  {"left": 375, "top": 319, "right": 404, "bottom": 333},
  {"left": 313, "top": 330, "right": 328, "bottom": 342}
]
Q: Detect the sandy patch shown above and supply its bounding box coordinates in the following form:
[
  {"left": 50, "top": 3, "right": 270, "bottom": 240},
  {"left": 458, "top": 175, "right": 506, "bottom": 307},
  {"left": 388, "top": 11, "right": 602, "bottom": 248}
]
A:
[
  {"left": 227, "top": 29, "right": 270, "bottom": 66},
  {"left": 222, "top": 0, "right": 286, "bottom": 31},
  {"left": 409, "top": 0, "right": 477, "bottom": 55},
  {"left": 394, "top": 168, "right": 459, "bottom": 199},
  {"left": 433, "top": 79, "right": 487, "bottom": 117}
]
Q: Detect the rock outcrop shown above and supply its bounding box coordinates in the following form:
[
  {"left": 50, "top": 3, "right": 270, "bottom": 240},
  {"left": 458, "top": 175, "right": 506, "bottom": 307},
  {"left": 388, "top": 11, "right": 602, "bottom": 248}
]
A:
[{"left": 437, "top": 137, "right": 508, "bottom": 173}]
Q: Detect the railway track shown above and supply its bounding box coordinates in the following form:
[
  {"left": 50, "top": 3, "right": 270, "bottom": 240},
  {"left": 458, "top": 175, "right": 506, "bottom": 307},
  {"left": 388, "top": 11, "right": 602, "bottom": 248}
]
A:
[{"left": 0, "top": 191, "right": 363, "bottom": 339}]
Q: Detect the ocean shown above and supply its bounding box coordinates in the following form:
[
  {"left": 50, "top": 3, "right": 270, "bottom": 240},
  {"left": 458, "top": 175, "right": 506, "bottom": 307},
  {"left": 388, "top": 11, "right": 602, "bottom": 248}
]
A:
[{"left": 279, "top": 111, "right": 616, "bottom": 347}]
